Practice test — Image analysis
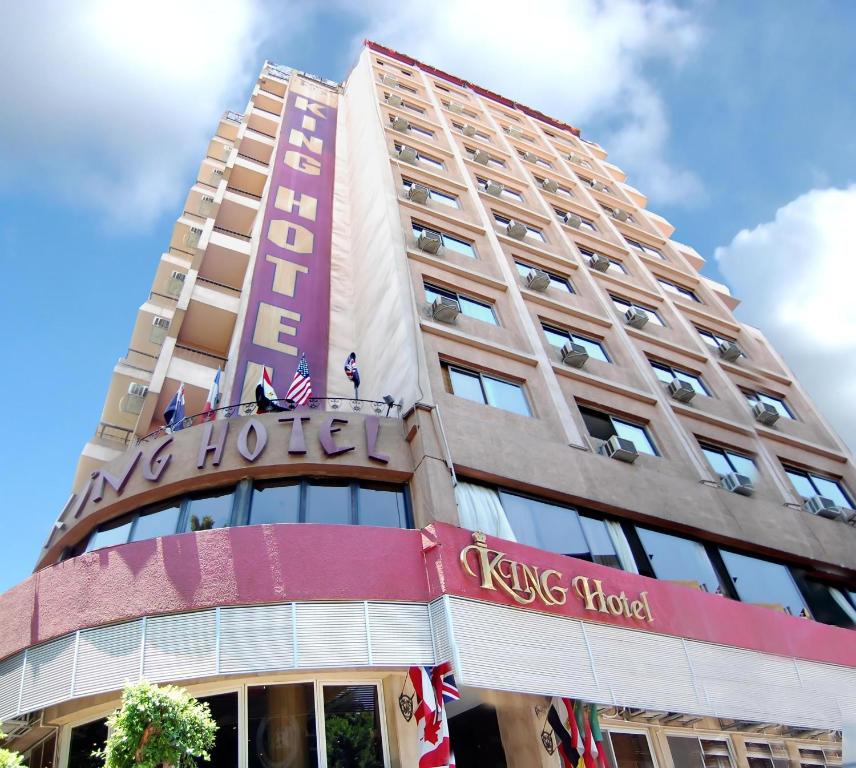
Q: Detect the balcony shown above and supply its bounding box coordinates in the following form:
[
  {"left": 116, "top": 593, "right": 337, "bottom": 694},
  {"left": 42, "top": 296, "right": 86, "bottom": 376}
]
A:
[
  {"left": 217, "top": 111, "right": 243, "bottom": 142},
  {"left": 247, "top": 105, "right": 280, "bottom": 136}
]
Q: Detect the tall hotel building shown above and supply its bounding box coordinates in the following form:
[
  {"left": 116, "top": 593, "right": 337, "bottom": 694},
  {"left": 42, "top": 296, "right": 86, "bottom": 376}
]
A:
[{"left": 2, "top": 42, "right": 855, "bottom": 768}]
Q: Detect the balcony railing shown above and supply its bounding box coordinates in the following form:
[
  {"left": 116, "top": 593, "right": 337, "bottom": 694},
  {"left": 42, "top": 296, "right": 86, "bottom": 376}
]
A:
[
  {"left": 223, "top": 111, "right": 244, "bottom": 124},
  {"left": 212, "top": 225, "right": 252, "bottom": 242},
  {"left": 196, "top": 276, "right": 241, "bottom": 294},
  {"left": 98, "top": 422, "right": 135, "bottom": 446},
  {"left": 225, "top": 185, "right": 262, "bottom": 201},
  {"left": 237, "top": 151, "right": 270, "bottom": 167},
  {"left": 173, "top": 344, "right": 229, "bottom": 366},
  {"left": 138, "top": 398, "right": 402, "bottom": 443}
]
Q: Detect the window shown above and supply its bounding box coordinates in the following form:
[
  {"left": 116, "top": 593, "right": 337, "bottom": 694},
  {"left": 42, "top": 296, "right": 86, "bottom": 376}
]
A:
[
  {"left": 23, "top": 733, "right": 56, "bottom": 768},
  {"left": 636, "top": 527, "right": 723, "bottom": 593},
  {"left": 493, "top": 213, "right": 546, "bottom": 242},
  {"left": 424, "top": 283, "right": 497, "bottom": 324},
  {"left": 744, "top": 741, "right": 791, "bottom": 768},
  {"left": 578, "top": 405, "right": 657, "bottom": 455},
  {"left": 719, "top": 549, "right": 809, "bottom": 616},
  {"left": 442, "top": 100, "right": 478, "bottom": 119},
  {"left": 514, "top": 261, "right": 573, "bottom": 292},
  {"left": 183, "top": 489, "right": 235, "bottom": 532},
  {"left": 498, "top": 491, "right": 620, "bottom": 567},
  {"left": 85, "top": 514, "right": 134, "bottom": 552},
  {"left": 408, "top": 123, "right": 435, "bottom": 138},
  {"left": 445, "top": 364, "right": 531, "bottom": 416},
  {"left": 744, "top": 390, "right": 793, "bottom": 419},
  {"left": 385, "top": 94, "right": 424, "bottom": 114},
  {"left": 610, "top": 295, "right": 665, "bottom": 326},
  {"left": 700, "top": 443, "right": 757, "bottom": 480},
  {"left": 412, "top": 222, "right": 476, "bottom": 257},
  {"left": 603, "top": 204, "right": 636, "bottom": 223},
  {"left": 197, "top": 692, "right": 239, "bottom": 768},
  {"left": 453, "top": 122, "right": 490, "bottom": 141},
  {"left": 465, "top": 146, "right": 505, "bottom": 168},
  {"left": 579, "top": 247, "right": 626, "bottom": 274},
  {"left": 697, "top": 327, "right": 736, "bottom": 350},
  {"left": 477, "top": 177, "right": 523, "bottom": 202},
  {"left": 535, "top": 176, "right": 574, "bottom": 196},
  {"left": 402, "top": 179, "right": 459, "bottom": 208},
  {"left": 581, "top": 176, "right": 611, "bottom": 194},
  {"left": 783, "top": 467, "right": 853, "bottom": 508},
  {"left": 658, "top": 278, "right": 700, "bottom": 302},
  {"left": 791, "top": 572, "right": 856, "bottom": 630},
  {"left": 130, "top": 501, "right": 182, "bottom": 542},
  {"left": 667, "top": 735, "right": 734, "bottom": 768},
  {"left": 323, "top": 685, "right": 385, "bottom": 767},
  {"left": 542, "top": 324, "right": 609, "bottom": 362},
  {"left": 68, "top": 719, "right": 108, "bottom": 768},
  {"left": 248, "top": 683, "right": 317, "bottom": 768},
  {"left": 394, "top": 141, "right": 444, "bottom": 169},
  {"left": 604, "top": 731, "right": 656, "bottom": 768},
  {"left": 250, "top": 480, "right": 409, "bottom": 527},
  {"left": 555, "top": 208, "right": 597, "bottom": 232},
  {"left": 518, "top": 149, "right": 552, "bottom": 168},
  {"left": 625, "top": 237, "right": 664, "bottom": 259},
  {"left": 650, "top": 360, "right": 708, "bottom": 395}
]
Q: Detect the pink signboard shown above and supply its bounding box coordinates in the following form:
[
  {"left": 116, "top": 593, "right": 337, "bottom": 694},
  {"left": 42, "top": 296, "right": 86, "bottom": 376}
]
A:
[{"left": 234, "top": 77, "right": 338, "bottom": 401}]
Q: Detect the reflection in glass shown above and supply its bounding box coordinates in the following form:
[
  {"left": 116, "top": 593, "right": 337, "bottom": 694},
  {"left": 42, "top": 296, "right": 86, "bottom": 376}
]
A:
[
  {"left": 637, "top": 527, "right": 722, "bottom": 593},
  {"left": 606, "top": 731, "right": 655, "bottom": 768},
  {"left": 305, "top": 482, "right": 351, "bottom": 525},
  {"left": 68, "top": 718, "right": 108, "bottom": 768},
  {"left": 251, "top": 482, "right": 301, "bottom": 525},
  {"left": 247, "top": 683, "right": 317, "bottom": 768},
  {"left": 197, "top": 692, "right": 239, "bottom": 767},
  {"left": 500, "top": 492, "right": 588, "bottom": 558},
  {"left": 185, "top": 490, "right": 234, "bottom": 532},
  {"left": 482, "top": 376, "right": 530, "bottom": 416},
  {"left": 86, "top": 516, "right": 133, "bottom": 552},
  {"left": 720, "top": 550, "right": 807, "bottom": 615},
  {"left": 358, "top": 485, "right": 407, "bottom": 527},
  {"left": 131, "top": 503, "right": 180, "bottom": 542},
  {"left": 612, "top": 420, "right": 656, "bottom": 456},
  {"left": 323, "top": 685, "right": 384, "bottom": 768},
  {"left": 580, "top": 516, "right": 621, "bottom": 568}
]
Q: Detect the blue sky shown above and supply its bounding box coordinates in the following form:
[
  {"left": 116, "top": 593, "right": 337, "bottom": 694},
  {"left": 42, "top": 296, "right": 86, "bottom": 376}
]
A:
[{"left": 1, "top": 0, "right": 855, "bottom": 593}]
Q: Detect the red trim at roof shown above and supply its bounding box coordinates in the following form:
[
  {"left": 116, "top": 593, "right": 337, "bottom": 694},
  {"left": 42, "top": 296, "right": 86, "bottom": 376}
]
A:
[{"left": 364, "top": 40, "right": 582, "bottom": 138}]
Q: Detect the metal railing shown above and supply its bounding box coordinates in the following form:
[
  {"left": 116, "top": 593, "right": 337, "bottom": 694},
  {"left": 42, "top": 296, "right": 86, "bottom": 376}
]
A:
[
  {"left": 212, "top": 225, "right": 252, "bottom": 242},
  {"left": 237, "top": 151, "right": 269, "bottom": 167},
  {"left": 138, "top": 398, "right": 402, "bottom": 443},
  {"left": 98, "top": 422, "right": 134, "bottom": 446},
  {"left": 245, "top": 126, "right": 277, "bottom": 140},
  {"left": 223, "top": 111, "right": 244, "bottom": 123},
  {"left": 173, "top": 344, "right": 228, "bottom": 365},
  {"left": 225, "top": 186, "right": 262, "bottom": 201},
  {"left": 253, "top": 105, "right": 282, "bottom": 118},
  {"left": 196, "top": 276, "right": 241, "bottom": 294}
]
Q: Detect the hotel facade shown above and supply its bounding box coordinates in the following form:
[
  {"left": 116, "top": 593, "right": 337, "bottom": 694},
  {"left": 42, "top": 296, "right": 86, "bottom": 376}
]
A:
[{"left": 1, "top": 42, "right": 854, "bottom": 767}]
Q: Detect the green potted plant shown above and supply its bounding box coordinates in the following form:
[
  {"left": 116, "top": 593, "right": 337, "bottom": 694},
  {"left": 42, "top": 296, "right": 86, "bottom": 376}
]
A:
[
  {"left": 97, "top": 681, "right": 217, "bottom": 768},
  {"left": 0, "top": 726, "right": 25, "bottom": 768}
]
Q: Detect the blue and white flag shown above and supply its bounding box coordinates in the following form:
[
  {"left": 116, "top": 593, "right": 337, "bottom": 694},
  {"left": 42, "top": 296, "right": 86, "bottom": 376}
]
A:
[{"left": 164, "top": 383, "right": 186, "bottom": 431}]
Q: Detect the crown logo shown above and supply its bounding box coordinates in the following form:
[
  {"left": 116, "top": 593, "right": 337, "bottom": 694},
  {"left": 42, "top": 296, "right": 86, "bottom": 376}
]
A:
[{"left": 472, "top": 531, "right": 487, "bottom": 546}]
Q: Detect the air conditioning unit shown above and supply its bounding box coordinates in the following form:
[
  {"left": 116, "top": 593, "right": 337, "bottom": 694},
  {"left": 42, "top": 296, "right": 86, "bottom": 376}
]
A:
[
  {"left": 625, "top": 307, "right": 649, "bottom": 329},
  {"left": 752, "top": 402, "right": 779, "bottom": 426},
  {"left": 567, "top": 153, "right": 582, "bottom": 165},
  {"left": 505, "top": 126, "right": 523, "bottom": 139},
  {"left": 522, "top": 151, "right": 537, "bottom": 163},
  {"left": 483, "top": 180, "right": 503, "bottom": 196},
  {"left": 431, "top": 296, "right": 460, "bottom": 323},
  {"left": 385, "top": 93, "right": 403, "bottom": 107},
  {"left": 184, "top": 226, "right": 203, "bottom": 248},
  {"left": 149, "top": 316, "right": 171, "bottom": 344},
  {"left": 471, "top": 149, "right": 490, "bottom": 165},
  {"left": 718, "top": 341, "right": 742, "bottom": 362},
  {"left": 121, "top": 382, "right": 149, "bottom": 415},
  {"left": 166, "top": 270, "right": 186, "bottom": 297},
  {"left": 506, "top": 220, "right": 527, "bottom": 239},
  {"left": 397, "top": 145, "right": 418, "bottom": 164},
  {"left": 381, "top": 74, "right": 398, "bottom": 87},
  {"left": 561, "top": 342, "right": 589, "bottom": 368},
  {"left": 668, "top": 378, "right": 696, "bottom": 403},
  {"left": 525, "top": 268, "right": 551, "bottom": 291},
  {"left": 599, "top": 435, "right": 639, "bottom": 463},
  {"left": 407, "top": 183, "right": 430, "bottom": 204},
  {"left": 448, "top": 101, "right": 465, "bottom": 114},
  {"left": 563, "top": 212, "right": 582, "bottom": 228},
  {"left": 805, "top": 495, "right": 842, "bottom": 520},
  {"left": 721, "top": 472, "right": 754, "bottom": 496},
  {"left": 591, "top": 180, "right": 608, "bottom": 192},
  {"left": 589, "top": 253, "right": 610, "bottom": 272},
  {"left": 417, "top": 229, "right": 443, "bottom": 254},
  {"left": 198, "top": 195, "right": 215, "bottom": 217},
  {"left": 392, "top": 116, "right": 410, "bottom": 132},
  {"left": 612, "top": 209, "right": 630, "bottom": 222},
  {"left": 461, "top": 124, "right": 476, "bottom": 137},
  {"left": 541, "top": 178, "right": 559, "bottom": 193}
]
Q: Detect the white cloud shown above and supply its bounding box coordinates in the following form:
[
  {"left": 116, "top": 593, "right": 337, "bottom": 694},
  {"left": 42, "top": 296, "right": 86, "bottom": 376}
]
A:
[
  {"left": 349, "top": 0, "right": 704, "bottom": 205},
  {"left": 0, "top": 0, "right": 286, "bottom": 228},
  {"left": 715, "top": 186, "right": 856, "bottom": 452}
]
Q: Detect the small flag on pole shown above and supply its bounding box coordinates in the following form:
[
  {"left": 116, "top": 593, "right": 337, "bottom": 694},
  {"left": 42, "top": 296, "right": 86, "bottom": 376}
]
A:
[
  {"left": 256, "top": 368, "right": 288, "bottom": 413},
  {"left": 163, "top": 383, "right": 186, "bottom": 431},
  {"left": 285, "top": 354, "right": 312, "bottom": 405},
  {"left": 344, "top": 352, "right": 360, "bottom": 396},
  {"left": 202, "top": 368, "right": 221, "bottom": 422}
]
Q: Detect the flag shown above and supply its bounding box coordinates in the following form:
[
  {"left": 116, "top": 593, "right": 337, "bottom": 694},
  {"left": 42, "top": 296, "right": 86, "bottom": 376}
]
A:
[
  {"left": 408, "top": 665, "right": 455, "bottom": 768},
  {"left": 432, "top": 661, "right": 460, "bottom": 705},
  {"left": 547, "top": 698, "right": 581, "bottom": 768},
  {"left": 587, "top": 703, "right": 609, "bottom": 768},
  {"left": 255, "top": 368, "right": 288, "bottom": 413},
  {"left": 163, "top": 383, "right": 186, "bottom": 431},
  {"left": 344, "top": 352, "right": 360, "bottom": 389},
  {"left": 202, "top": 368, "right": 221, "bottom": 421},
  {"left": 285, "top": 354, "right": 312, "bottom": 405}
]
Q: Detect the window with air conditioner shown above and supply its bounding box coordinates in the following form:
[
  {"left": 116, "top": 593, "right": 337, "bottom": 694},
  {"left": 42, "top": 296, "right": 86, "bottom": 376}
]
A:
[
  {"left": 610, "top": 295, "right": 665, "bottom": 327},
  {"left": 412, "top": 223, "right": 476, "bottom": 258},
  {"left": 402, "top": 179, "right": 459, "bottom": 208},
  {"left": 579, "top": 247, "right": 626, "bottom": 275},
  {"left": 542, "top": 324, "right": 609, "bottom": 362},
  {"left": 658, "top": 278, "right": 701, "bottom": 302},
  {"left": 743, "top": 390, "right": 793, "bottom": 419},
  {"left": 624, "top": 236, "right": 664, "bottom": 260},
  {"left": 578, "top": 404, "right": 657, "bottom": 455},
  {"left": 394, "top": 142, "right": 444, "bottom": 170},
  {"left": 700, "top": 443, "right": 757, "bottom": 481},
  {"left": 424, "top": 283, "right": 496, "bottom": 325},
  {"left": 514, "top": 261, "right": 572, "bottom": 293},
  {"left": 783, "top": 466, "right": 853, "bottom": 510},
  {"left": 650, "top": 361, "right": 708, "bottom": 395},
  {"left": 493, "top": 213, "right": 545, "bottom": 242}
]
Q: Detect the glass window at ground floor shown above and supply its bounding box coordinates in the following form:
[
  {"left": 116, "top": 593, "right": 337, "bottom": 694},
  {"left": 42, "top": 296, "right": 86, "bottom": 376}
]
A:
[
  {"left": 67, "top": 718, "right": 108, "bottom": 768},
  {"left": 604, "top": 730, "right": 656, "bottom": 768},
  {"left": 666, "top": 735, "right": 734, "bottom": 768},
  {"left": 198, "top": 692, "right": 239, "bottom": 767},
  {"left": 636, "top": 526, "right": 723, "bottom": 593},
  {"left": 719, "top": 549, "right": 808, "bottom": 616},
  {"left": 24, "top": 733, "right": 57, "bottom": 768}
]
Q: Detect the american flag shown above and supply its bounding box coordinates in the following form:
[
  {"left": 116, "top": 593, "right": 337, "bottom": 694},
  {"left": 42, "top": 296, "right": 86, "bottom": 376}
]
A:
[{"left": 285, "top": 354, "right": 312, "bottom": 405}]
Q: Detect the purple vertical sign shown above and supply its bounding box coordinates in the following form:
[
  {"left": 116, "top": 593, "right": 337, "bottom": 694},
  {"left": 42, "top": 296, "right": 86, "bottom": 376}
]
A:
[{"left": 235, "top": 77, "right": 338, "bottom": 401}]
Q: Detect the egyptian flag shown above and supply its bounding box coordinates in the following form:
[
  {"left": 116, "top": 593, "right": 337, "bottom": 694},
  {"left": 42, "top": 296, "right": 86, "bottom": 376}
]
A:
[
  {"left": 547, "top": 697, "right": 581, "bottom": 768},
  {"left": 255, "top": 368, "right": 289, "bottom": 413},
  {"left": 345, "top": 352, "right": 360, "bottom": 389},
  {"left": 202, "top": 368, "right": 221, "bottom": 422},
  {"left": 587, "top": 703, "right": 609, "bottom": 768},
  {"left": 163, "top": 383, "right": 186, "bottom": 431}
]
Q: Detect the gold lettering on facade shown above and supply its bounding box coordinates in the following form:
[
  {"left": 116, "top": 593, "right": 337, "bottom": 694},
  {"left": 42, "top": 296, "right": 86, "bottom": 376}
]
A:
[
  {"left": 283, "top": 150, "right": 321, "bottom": 175},
  {"left": 274, "top": 186, "right": 318, "bottom": 221},
  {"left": 460, "top": 532, "right": 653, "bottom": 622},
  {"left": 293, "top": 95, "right": 328, "bottom": 119},
  {"left": 265, "top": 254, "right": 309, "bottom": 297},
  {"left": 301, "top": 115, "right": 317, "bottom": 132},
  {"left": 268, "top": 220, "right": 314, "bottom": 253},
  {"left": 288, "top": 129, "right": 323, "bottom": 155},
  {"left": 253, "top": 303, "right": 301, "bottom": 355}
]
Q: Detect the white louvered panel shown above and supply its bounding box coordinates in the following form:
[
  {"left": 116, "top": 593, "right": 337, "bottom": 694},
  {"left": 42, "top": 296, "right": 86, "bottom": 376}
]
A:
[
  {"left": 794, "top": 658, "right": 856, "bottom": 694},
  {"left": 448, "top": 598, "right": 601, "bottom": 701},
  {"left": 585, "top": 624, "right": 702, "bottom": 714},
  {"left": 296, "top": 603, "right": 369, "bottom": 668},
  {"left": 368, "top": 603, "right": 434, "bottom": 666},
  {"left": 429, "top": 599, "right": 452, "bottom": 663},
  {"left": 702, "top": 678, "right": 843, "bottom": 728},
  {"left": 74, "top": 620, "right": 142, "bottom": 697},
  {"left": 143, "top": 611, "right": 216, "bottom": 682},
  {"left": 0, "top": 653, "right": 24, "bottom": 720},
  {"left": 219, "top": 605, "right": 294, "bottom": 674},
  {"left": 687, "top": 641, "right": 801, "bottom": 688},
  {"left": 20, "top": 635, "right": 75, "bottom": 713}
]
